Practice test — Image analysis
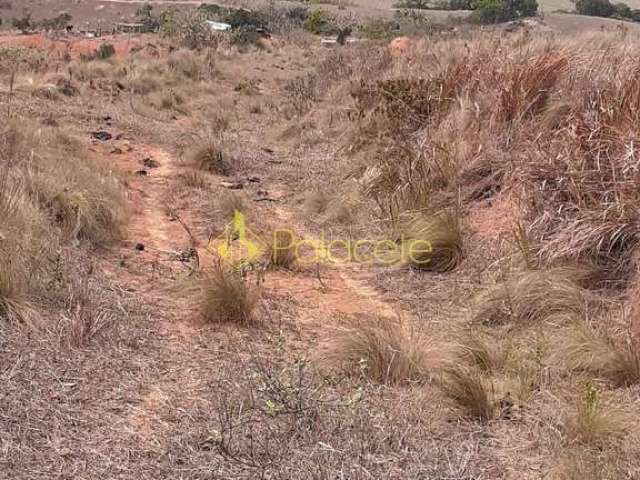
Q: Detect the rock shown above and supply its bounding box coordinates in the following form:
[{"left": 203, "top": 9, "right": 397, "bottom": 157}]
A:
[
  {"left": 134, "top": 170, "right": 148, "bottom": 176},
  {"left": 176, "top": 248, "right": 198, "bottom": 262},
  {"left": 110, "top": 147, "right": 123, "bottom": 155},
  {"left": 91, "top": 130, "right": 112, "bottom": 141},
  {"left": 220, "top": 181, "right": 243, "bottom": 190},
  {"left": 142, "top": 157, "right": 160, "bottom": 168},
  {"left": 135, "top": 243, "right": 145, "bottom": 251},
  {"left": 246, "top": 175, "right": 260, "bottom": 183}
]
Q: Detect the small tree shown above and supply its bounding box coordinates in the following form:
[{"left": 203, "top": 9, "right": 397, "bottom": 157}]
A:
[
  {"left": 472, "top": 0, "right": 538, "bottom": 23},
  {"left": 11, "top": 11, "right": 33, "bottom": 34},
  {"left": 39, "top": 12, "right": 72, "bottom": 30},
  {"left": 136, "top": 3, "right": 160, "bottom": 32},
  {"left": 574, "top": 0, "right": 615, "bottom": 16}
]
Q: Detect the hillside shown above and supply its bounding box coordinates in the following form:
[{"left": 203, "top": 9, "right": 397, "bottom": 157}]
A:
[{"left": 1, "top": 2, "right": 640, "bottom": 479}]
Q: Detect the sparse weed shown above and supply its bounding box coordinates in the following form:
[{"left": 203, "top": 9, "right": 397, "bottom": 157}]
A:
[{"left": 563, "top": 381, "right": 626, "bottom": 447}]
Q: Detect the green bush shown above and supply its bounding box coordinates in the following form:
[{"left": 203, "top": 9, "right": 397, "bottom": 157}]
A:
[
  {"left": 393, "top": 0, "right": 431, "bottom": 7},
  {"left": 12, "top": 12, "right": 33, "bottom": 33},
  {"left": 472, "top": 0, "right": 538, "bottom": 23},
  {"left": 357, "top": 18, "right": 399, "bottom": 40},
  {"left": 97, "top": 43, "right": 116, "bottom": 60},
  {"left": 575, "top": 0, "right": 615, "bottom": 16},
  {"left": 613, "top": 1, "right": 632, "bottom": 16},
  {"left": 303, "top": 8, "right": 333, "bottom": 34}
]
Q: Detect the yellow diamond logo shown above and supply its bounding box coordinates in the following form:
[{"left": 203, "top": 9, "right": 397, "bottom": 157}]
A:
[{"left": 208, "top": 211, "right": 267, "bottom": 266}]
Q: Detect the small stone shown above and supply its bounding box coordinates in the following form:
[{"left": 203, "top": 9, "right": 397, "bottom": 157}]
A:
[
  {"left": 142, "top": 157, "right": 160, "bottom": 168},
  {"left": 220, "top": 181, "right": 243, "bottom": 190},
  {"left": 135, "top": 243, "right": 145, "bottom": 251},
  {"left": 91, "top": 131, "right": 112, "bottom": 141},
  {"left": 134, "top": 170, "right": 148, "bottom": 176}
]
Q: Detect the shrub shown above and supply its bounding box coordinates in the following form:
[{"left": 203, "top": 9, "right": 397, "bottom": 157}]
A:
[
  {"left": 318, "top": 315, "right": 431, "bottom": 384},
  {"left": 472, "top": 0, "right": 538, "bottom": 24},
  {"left": 575, "top": 0, "right": 615, "bottom": 16},
  {"left": 190, "top": 144, "right": 231, "bottom": 175},
  {"left": 12, "top": 12, "right": 33, "bottom": 33},
  {"left": 39, "top": 12, "right": 72, "bottom": 30},
  {"left": 224, "top": 8, "right": 269, "bottom": 30},
  {"left": 472, "top": 0, "right": 538, "bottom": 23},
  {"left": 97, "top": 43, "right": 116, "bottom": 60},
  {"left": 136, "top": 4, "right": 161, "bottom": 32},
  {"left": 613, "top": 1, "right": 631, "bottom": 17},
  {"left": 357, "top": 18, "right": 399, "bottom": 41},
  {"left": 303, "top": 8, "right": 333, "bottom": 34}
]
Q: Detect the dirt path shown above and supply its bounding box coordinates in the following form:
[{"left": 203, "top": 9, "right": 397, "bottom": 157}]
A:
[{"left": 94, "top": 134, "right": 403, "bottom": 451}]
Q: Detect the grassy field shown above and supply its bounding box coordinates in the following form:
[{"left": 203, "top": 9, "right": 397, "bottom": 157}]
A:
[{"left": 2, "top": 1, "right": 640, "bottom": 479}]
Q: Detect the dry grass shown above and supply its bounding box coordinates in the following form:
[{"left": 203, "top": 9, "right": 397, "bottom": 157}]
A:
[
  {"left": 397, "top": 211, "right": 462, "bottom": 272},
  {"left": 269, "top": 229, "right": 297, "bottom": 269},
  {"left": 189, "top": 267, "right": 258, "bottom": 325},
  {"left": 441, "top": 364, "right": 494, "bottom": 421},
  {"left": 551, "top": 450, "right": 622, "bottom": 480},
  {"left": 318, "top": 315, "right": 431, "bottom": 384},
  {"left": 189, "top": 143, "right": 231, "bottom": 175},
  {"left": 0, "top": 121, "right": 126, "bottom": 324},
  {"left": 471, "top": 267, "right": 589, "bottom": 326},
  {"left": 179, "top": 168, "right": 211, "bottom": 189},
  {"left": 452, "top": 329, "right": 505, "bottom": 374},
  {"left": 565, "top": 323, "right": 640, "bottom": 386},
  {"left": 218, "top": 191, "right": 245, "bottom": 220},
  {"left": 563, "top": 381, "right": 627, "bottom": 447},
  {"left": 303, "top": 190, "right": 330, "bottom": 216}
]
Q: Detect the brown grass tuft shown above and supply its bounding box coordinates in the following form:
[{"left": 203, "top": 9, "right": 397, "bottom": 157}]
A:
[
  {"left": 318, "top": 315, "right": 431, "bottom": 384},
  {"left": 269, "top": 229, "right": 297, "bottom": 269},
  {"left": 190, "top": 267, "right": 258, "bottom": 325},
  {"left": 190, "top": 143, "right": 231, "bottom": 175},
  {"left": 441, "top": 364, "right": 494, "bottom": 421},
  {"left": 471, "top": 267, "right": 589, "bottom": 326},
  {"left": 565, "top": 323, "right": 640, "bottom": 386},
  {"left": 563, "top": 381, "right": 626, "bottom": 447},
  {"left": 398, "top": 211, "right": 462, "bottom": 272}
]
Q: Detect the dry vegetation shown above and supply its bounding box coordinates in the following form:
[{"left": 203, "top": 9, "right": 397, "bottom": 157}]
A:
[{"left": 2, "top": 4, "right": 640, "bottom": 479}]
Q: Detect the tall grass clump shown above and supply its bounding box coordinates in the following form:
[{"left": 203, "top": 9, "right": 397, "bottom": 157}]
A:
[
  {"left": 471, "top": 267, "right": 589, "bottom": 326},
  {"left": 188, "top": 267, "right": 258, "bottom": 325},
  {"left": 563, "top": 381, "right": 626, "bottom": 447},
  {"left": 319, "top": 315, "right": 431, "bottom": 384},
  {"left": 397, "top": 211, "right": 463, "bottom": 272},
  {"left": 565, "top": 323, "right": 640, "bottom": 386}
]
